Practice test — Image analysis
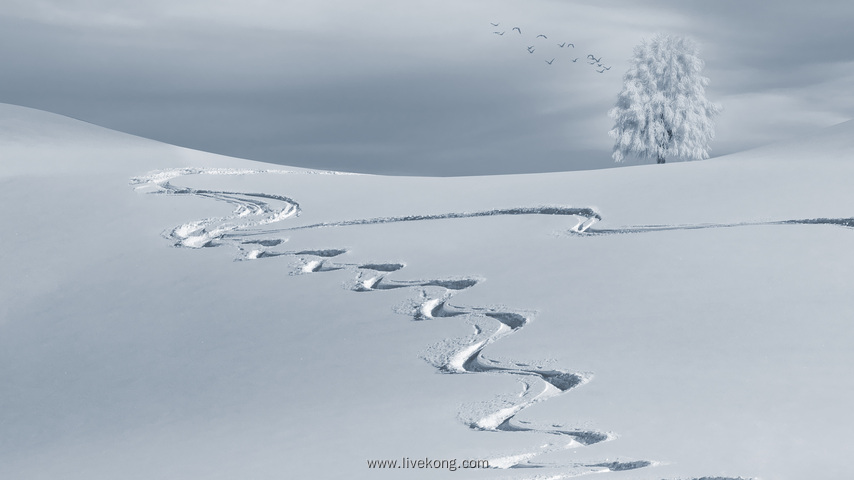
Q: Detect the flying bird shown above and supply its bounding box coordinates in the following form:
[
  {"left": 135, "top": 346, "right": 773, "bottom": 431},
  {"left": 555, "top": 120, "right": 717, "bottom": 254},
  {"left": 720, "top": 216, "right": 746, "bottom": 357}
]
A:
[
  {"left": 571, "top": 58, "right": 578, "bottom": 62},
  {"left": 527, "top": 45, "right": 535, "bottom": 53},
  {"left": 567, "top": 43, "right": 574, "bottom": 48},
  {"left": 513, "top": 27, "right": 521, "bottom": 34},
  {"left": 587, "top": 54, "right": 602, "bottom": 62},
  {"left": 597, "top": 68, "right": 605, "bottom": 73},
  {"left": 490, "top": 22, "right": 500, "bottom": 26},
  {"left": 545, "top": 58, "right": 555, "bottom": 65},
  {"left": 493, "top": 31, "right": 505, "bottom": 35},
  {"left": 601, "top": 65, "right": 611, "bottom": 70},
  {"left": 536, "top": 34, "right": 548, "bottom": 39},
  {"left": 558, "top": 42, "right": 566, "bottom": 48}
]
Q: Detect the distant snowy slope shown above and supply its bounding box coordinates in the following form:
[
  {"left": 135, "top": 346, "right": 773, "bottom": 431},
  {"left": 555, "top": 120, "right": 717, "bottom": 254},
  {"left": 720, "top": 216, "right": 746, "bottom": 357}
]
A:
[
  {"left": 0, "top": 103, "right": 272, "bottom": 177},
  {"left": 2, "top": 104, "right": 853, "bottom": 480},
  {"left": 723, "top": 118, "right": 854, "bottom": 163}
]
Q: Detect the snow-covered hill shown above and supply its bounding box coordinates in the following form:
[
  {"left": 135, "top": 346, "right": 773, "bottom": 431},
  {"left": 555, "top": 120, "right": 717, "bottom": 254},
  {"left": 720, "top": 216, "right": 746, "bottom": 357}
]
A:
[{"left": 2, "top": 102, "right": 853, "bottom": 479}]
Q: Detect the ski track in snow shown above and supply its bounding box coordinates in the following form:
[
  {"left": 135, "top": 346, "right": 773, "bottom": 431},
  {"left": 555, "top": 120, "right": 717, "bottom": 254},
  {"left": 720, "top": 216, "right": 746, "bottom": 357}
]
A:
[
  {"left": 573, "top": 218, "right": 854, "bottom": 237},
  {"left": 260, "top": 206, "right": 602, "bottom": 233},
  {"left": 130, "top": 167, "right": 798, "bottom": 478}
]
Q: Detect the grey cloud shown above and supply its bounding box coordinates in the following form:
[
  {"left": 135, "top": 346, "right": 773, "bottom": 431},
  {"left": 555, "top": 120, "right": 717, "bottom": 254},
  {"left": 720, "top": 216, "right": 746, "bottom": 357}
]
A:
[{"left": 2, "top": 1, "right": 853, "bottom": 175}]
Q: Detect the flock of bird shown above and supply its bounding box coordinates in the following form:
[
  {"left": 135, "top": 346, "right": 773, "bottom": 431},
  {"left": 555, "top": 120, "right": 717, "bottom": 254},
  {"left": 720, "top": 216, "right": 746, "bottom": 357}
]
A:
[{"left": 489, "top": 22, "right": 611, "bottom": 73}]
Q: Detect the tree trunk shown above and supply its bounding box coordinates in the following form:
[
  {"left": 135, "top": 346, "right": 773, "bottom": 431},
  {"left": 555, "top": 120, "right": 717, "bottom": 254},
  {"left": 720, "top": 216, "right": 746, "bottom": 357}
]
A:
[{"left": 657, "top": 155, "right": 665, "bottom": 164}]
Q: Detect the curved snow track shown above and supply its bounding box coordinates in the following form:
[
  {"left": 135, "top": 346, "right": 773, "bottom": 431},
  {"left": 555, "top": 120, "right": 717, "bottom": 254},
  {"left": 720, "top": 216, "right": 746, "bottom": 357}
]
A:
[{"left": 130, "top": 167, "right": 807, "bottom": 478}]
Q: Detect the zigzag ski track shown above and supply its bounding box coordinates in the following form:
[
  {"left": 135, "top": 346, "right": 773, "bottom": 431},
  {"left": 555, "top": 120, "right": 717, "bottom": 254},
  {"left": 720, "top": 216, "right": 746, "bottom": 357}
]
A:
[{"left": 133, "top": 167, "right": 838, "bottom": 478}]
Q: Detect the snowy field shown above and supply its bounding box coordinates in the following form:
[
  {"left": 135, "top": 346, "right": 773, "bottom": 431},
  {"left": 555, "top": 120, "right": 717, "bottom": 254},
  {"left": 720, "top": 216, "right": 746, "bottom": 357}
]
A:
[{"left": 2, "top": 102, "right": 854, "bottom": 479}]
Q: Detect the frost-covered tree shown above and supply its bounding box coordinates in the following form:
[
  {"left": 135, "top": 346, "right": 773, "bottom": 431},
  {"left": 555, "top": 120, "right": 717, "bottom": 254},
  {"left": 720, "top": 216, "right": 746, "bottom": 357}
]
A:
[{"left": 608, "top": 33, "right": 721, "bottom": 164}]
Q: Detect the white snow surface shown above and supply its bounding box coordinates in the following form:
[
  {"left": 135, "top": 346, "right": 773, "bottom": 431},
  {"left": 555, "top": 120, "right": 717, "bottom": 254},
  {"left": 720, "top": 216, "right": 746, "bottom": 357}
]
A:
[{"left": 2, "top": 102, "right": 854, "bottom": 479}]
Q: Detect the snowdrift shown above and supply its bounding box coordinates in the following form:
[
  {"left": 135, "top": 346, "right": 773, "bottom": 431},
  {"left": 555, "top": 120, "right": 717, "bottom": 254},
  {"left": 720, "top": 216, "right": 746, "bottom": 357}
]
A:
[{"left": 3, "top": 102, "right": 853, "bottom": 480}]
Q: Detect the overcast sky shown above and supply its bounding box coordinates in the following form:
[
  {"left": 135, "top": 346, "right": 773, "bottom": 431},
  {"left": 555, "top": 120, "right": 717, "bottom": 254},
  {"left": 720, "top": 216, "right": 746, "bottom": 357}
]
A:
[{"left": 2, "top": 0, "right": 853, "bottom": 175}]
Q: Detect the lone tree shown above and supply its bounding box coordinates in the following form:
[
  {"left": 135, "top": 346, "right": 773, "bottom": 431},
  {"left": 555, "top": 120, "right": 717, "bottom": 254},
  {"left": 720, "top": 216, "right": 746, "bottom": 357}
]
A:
[{"left": 608, "top": 33, "right": 721, "bottom": 164}]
